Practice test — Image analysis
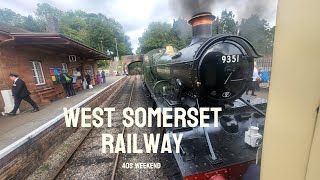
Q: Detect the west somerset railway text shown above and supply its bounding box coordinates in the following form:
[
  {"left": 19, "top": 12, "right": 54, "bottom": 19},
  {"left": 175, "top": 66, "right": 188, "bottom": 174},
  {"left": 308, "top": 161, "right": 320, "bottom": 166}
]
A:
[
  {"left": 56, "top": 76, "right": 137, "bottom": 179},
  {"left": 49, "top": 76, "right": 179, "bottom": 180}
]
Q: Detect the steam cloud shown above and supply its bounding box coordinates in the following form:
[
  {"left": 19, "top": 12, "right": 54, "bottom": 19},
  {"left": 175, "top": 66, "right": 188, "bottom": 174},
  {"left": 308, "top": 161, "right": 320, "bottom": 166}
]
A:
[
  {"left": 169, "top": 0, "right": 215, "bottom": 19},
  {"left": 169, "top": 0, "right": 278, "bottom": 22}
]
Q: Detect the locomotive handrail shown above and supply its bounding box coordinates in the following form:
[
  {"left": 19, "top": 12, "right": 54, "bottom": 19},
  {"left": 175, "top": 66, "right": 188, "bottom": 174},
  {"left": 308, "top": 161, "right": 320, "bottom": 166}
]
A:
[
  {"left": 152, "top": 80, "right": 170, "bottom": 91},
  {"left": 194, "top": 34, "right": 263, "bottom": 60}
]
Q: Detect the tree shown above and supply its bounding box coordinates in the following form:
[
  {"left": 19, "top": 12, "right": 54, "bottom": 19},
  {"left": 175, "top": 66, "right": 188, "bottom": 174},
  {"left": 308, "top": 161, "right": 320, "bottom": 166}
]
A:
[
  {"left": 212, "top": 16, "right": 220, "bottom": 35},
  {"left": 84, "top": 14, "right": 132, "bottom": 56},
  {"left": 137, "top": 22, "right": 184, "bottom": 54},
  {"left": 0, "top": 4, "right": 133, "bottom": 56},
  {"left": 0, "top": 8, "right": 23, "bottom": 25},
  {"left": 32, "top": 3, "right": 133, "bottom": 56},
  {"left": 217, "top": 10, "right": 238, "bottom": 34},
  {"left": 35, "top": 3, "right": 63, "bottom": 20},
  {"left": 0, "top": 8, "right": 46, "bottom": 32},
  {"left": 239, "top": 15, "right": 275, "bottom": 55},
  {"left": 59, "top": 11, "right": 90, "bottom": 44},
  {"left": 97, "top": 60, "right": 111, "bottom": 69},
  {"left": 20, "top": 15, "right": 46, "bottom": 32},
  {"left": 265, "top": 26, "right": 275, "bottom": 55}
]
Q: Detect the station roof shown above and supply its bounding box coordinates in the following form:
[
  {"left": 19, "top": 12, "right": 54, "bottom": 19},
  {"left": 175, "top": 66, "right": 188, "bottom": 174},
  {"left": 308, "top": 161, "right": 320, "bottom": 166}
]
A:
[{"left": 0, "top": 31, "right": 110, "bottom": 60}]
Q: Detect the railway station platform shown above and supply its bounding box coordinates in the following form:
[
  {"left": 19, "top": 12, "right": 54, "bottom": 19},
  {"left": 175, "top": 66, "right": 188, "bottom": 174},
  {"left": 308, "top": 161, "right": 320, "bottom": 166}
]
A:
[{"left": 0, "top": 76, "right": 123, "bottom": 150}]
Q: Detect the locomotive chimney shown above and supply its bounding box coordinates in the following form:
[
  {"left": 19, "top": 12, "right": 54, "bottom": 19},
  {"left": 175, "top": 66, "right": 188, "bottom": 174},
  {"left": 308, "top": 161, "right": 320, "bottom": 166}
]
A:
[{"left": 188, "top": 12, "right": 215, "bottom": 44}]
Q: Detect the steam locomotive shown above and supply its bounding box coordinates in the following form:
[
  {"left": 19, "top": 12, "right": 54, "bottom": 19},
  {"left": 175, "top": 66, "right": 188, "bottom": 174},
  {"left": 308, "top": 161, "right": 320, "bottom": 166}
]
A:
[
  {"left": 143, "top": 12, "right": 261, "bottom": 109},
  {"left": 142, "top": 12, "right": 266, "bottom": 179}
]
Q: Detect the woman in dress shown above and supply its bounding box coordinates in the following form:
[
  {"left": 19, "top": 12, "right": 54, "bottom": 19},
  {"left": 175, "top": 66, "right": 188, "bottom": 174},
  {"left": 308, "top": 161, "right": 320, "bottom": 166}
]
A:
[{"left": 96, "top": 72, "right": 102, "bottom": 84}]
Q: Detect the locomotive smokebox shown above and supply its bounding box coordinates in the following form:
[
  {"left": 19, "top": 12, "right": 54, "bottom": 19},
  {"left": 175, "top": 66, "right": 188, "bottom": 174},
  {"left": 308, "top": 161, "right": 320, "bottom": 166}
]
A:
[{"left": 188, "top": 12, "right": 215, "bottom": 44}]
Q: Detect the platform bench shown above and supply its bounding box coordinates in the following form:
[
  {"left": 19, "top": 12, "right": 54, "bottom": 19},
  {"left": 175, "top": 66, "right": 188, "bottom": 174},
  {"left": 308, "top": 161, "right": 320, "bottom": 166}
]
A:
[{"left": 35, "top": 86, "right": 64, "bottom": 103}]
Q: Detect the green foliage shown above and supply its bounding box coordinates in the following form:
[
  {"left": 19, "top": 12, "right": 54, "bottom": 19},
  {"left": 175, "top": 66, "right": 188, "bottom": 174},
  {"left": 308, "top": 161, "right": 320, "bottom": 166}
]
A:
[
  {"left": 128, "top": 61, "right": 143, "bottom": 75},
  {"left": 83, "top": 13, "right": 132, "bottom": 55},
  {"left": 97, "top": 60, "right": 111, "bottom": 69},
  {"left": 20, "top": 15, "right": 47, "bottom": 32},
  {"left": 137, "top": 10, "right": 240, "bottom": 54},
  {"left": 137, "top": 22, "right": 186, "bottom": 54},
  {"left": 212, "top": 16, "right": 220, "bottom": 35},
  {"left": 137, "top": 10, "right": 275, "bottom": 56},
  {"left": 35, "top": 3, "right": 63, "bottom": 20},
  {"left": 0, "top": 8, "right": 23, "bottom": 25},
  {"left": 215, "top": 10, "right": 239, "bottom": 34},
  {"left": 239, "top": 15, "right": 275, "bottom": 55},
  {"left": 0, "top": 8, "right": 46, "bottom": 32},
  {"left": 0, "top": 3, "right": 132, "bottom": 56},
  {"left": 265, "top": 26, "right": 275, "bottom": 55}
]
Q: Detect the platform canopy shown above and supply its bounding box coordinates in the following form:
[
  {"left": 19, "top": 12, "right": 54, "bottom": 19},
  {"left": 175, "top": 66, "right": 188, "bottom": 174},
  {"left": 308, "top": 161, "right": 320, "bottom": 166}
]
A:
[{"left": 0, "top": 31, "right": 110, "bottom": 60}]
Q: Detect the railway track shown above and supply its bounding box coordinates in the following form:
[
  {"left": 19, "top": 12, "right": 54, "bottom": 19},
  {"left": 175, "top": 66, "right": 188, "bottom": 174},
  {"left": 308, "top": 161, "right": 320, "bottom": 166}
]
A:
[
  {"left": 110, "top": 76, "right": 181, "bottom": 180},
  {"left": 110, "top": 75, "right": 135, "bottom": 180},
  {"left": 28, "top": 75, "right": 180, "bottom": 180},
  {"left": 53, "top": 76, "right": 136, "bottom": 179}
]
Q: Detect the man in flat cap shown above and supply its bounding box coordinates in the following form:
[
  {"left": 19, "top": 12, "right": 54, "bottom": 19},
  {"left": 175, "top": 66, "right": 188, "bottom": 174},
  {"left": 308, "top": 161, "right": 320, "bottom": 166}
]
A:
[{"left": 6, "top": 73, "right": 39, "bottom": 116}]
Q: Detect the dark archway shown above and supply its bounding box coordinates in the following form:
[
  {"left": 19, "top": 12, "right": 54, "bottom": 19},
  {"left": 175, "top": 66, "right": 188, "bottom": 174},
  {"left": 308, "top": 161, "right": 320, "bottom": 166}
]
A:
[{"left": 127, "top": 61, "right": 143, "bottom": 75}]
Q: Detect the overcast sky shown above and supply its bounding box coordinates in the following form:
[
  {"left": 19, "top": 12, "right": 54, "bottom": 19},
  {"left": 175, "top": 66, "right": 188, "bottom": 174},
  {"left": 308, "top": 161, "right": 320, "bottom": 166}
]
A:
[{"left": 0, "top": 0, "right": 278, "bottom": 53}]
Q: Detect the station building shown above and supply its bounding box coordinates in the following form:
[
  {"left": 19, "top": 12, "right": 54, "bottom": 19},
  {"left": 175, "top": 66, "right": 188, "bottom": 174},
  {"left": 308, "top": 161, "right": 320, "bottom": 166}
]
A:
[{"left": 0, "top": 26, "right": 109, "bottom": 113}]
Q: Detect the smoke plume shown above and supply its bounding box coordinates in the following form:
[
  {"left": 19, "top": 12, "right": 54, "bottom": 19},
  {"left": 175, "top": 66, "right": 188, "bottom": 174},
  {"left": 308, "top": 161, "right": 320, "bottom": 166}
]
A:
[
  {"left": 169, "top": 0, "right": 216, "bottom": 19},
  {"left": 170, "top": 0, "right": 278, "bottom": 23}
]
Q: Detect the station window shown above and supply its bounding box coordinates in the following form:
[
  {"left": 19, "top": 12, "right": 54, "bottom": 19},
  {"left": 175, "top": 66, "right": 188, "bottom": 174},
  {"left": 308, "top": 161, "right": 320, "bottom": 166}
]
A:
[
  {"left": 31, "top": 61, "right": 46, "bottom": 85},
  {"left": 62, "top": 63, "right": 68, "bottom": 73}
]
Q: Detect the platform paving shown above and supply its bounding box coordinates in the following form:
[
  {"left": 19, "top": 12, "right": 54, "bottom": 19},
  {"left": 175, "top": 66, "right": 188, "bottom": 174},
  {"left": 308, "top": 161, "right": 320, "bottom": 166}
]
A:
[{"left": 0, "top": 76, "right": 123, "bottom": 150}]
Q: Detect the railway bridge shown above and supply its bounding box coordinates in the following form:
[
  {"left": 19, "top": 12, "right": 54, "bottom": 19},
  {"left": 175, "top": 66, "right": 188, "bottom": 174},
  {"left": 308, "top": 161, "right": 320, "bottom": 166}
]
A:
[{"left": 121, "top": 54, "right": 143, "bottom": 74}]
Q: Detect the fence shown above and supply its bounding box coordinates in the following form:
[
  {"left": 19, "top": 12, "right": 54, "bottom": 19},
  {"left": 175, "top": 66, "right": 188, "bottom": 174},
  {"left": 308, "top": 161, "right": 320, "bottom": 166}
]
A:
[
  {"left": 255, "top": 56, "right": 273, "bottom": 88},
  {"left": 256, "top": 56, "right": 272, "bottom": 73}
]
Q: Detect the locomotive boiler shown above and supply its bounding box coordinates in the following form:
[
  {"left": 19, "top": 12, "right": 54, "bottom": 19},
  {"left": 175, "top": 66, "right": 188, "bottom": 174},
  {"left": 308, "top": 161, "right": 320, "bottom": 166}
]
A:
[{"left": 143, "top": 12, "right": 261, "bottom": 108}]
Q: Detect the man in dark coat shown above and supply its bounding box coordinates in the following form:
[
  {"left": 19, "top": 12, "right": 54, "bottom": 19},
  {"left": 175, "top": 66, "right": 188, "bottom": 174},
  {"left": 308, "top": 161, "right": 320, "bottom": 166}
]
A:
[
  {"left": 59, "top": 70, "right": 74, "bottom": 98},
  {"left": 85, "top": 73, "right": 91, "bottom": 89},
  {"left": 101, "top": 70, "right": 106, "bottom": 83},
  {"left": 7, "top": 73, "right": 39, "bottom": 116}
]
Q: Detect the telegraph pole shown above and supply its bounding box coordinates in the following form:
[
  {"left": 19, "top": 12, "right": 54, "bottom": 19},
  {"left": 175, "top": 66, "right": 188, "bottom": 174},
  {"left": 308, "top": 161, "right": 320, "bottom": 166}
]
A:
[
  {"left": 100, "top": 40, "right": 104, "bottom": 52},
  {"left": 114, "top": 38, "right": 119, "bottom": 60}
]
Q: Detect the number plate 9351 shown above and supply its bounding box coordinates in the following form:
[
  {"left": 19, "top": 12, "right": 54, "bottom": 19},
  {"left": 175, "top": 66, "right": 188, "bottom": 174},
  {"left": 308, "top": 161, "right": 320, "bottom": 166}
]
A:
[{"left": 220, "top": 55, "right": 241, "bottom": 64}]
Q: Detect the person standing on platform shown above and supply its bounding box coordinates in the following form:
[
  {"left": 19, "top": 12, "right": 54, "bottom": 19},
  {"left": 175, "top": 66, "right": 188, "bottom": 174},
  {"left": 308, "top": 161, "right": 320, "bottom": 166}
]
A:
[
  {"left": 68, "top": 73, "right": 76, "bottom": 96},
  {"left": 259, "top": 67, "right": 270, "bottom": 88},
  {"left": 246, "top": 62, "right": 260, "bottom": 96},
  {"left": 85, "top": 73, "right": 91, "bottom": 89},
  {"left": 6, "top": 73, "right": 39, "bottom": 116},
  {"left": 101, "top": 70, "right": 106, "bottom": 83},
  {"left": 59, "top": 70, "right": 73, "bottom": 98},
  {"left": 96, "top": 71, "right": 102, "bottom": 84}
]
